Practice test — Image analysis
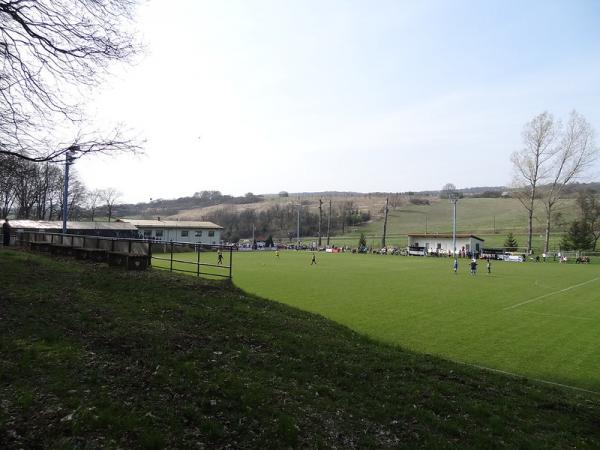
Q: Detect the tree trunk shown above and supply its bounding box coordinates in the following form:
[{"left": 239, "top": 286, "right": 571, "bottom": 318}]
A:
[
  {"left": 544, "top": 213, "right": 551, "bottom": 253},
  {"left": 382, "top": 197, "right": 389, "bottom": 247},
  {"left": 527, "top": 206, "right": 534, "bottom": 254}
]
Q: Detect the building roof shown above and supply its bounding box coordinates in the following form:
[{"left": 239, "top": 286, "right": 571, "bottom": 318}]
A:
[
  {"left": 6, "top": 220, "right": 137, "bottom": 231},
  {"left": 118, "top": 219, "right": 223, "bottom": 230},
  {"left": 407, "top": 233, "right": 485, "bottom": 241}
]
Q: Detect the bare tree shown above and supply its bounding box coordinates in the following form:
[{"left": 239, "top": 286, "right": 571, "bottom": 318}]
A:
[
  {"left": 0, "top": 0, "right": 142, "bottom": 162},
  {"left": 511, "top": 112, "right": 557, "bottom": 253},
  {"left": 0, "top": 156, "right": 19, "bottom": 217},
  {"left": 440, "top": 183, "right": 458, "bottom": 198},
  {"left": 541, "top": 111, "right": 598, "bottom": 252},
  {"left": 32, "top": 163, "right": 63, "bottom": 219},
  {"left": 101, "top": 188, "right": 122, "bottom": 222},
  {"left": 86, "top": 189, "right": 104, "bottom": 222}
]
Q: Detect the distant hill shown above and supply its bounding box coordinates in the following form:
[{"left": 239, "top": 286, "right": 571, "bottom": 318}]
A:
[
  {"left": 99, "top": 182, "right": 599, "bottom": 245},
  {"left": 111, "top": 182, "right": 599, "bottom": 220}
]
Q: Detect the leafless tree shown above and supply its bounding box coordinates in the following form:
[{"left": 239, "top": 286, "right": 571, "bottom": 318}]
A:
[
  {"left": 541, "top": 111, "right": 598, "bottom": 252},
  {"left": 32, "top": 163, "right": 63, "bottom": 220},
  {"left": 55, "top": 171, "right": 86, "bottom": 220},
  {"left": 86, "top": 189, "right": 104, "bottom": 222},
  {"left": 0, "top": 156, "right": 18, "bottom": 217},
  {"left": 440, "top": 183, "right": 458, "bottom": 198},
  {"left": 101, "top": 188, "right": 121, "bottom": 222},
  {"left": 0, "top": 0, "right": 142, "bottom": 162},
  {"left": 511, "top": 112, "right": 557, "bottom": 253}
]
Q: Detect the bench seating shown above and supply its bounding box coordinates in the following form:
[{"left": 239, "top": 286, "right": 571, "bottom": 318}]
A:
[{"left": 28, "top": 240, "right": 147, "bottom": 269}]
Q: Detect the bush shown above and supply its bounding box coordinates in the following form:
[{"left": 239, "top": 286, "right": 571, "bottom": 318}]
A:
[
  {"left": 409, "top": 198, "right": 430, "bottom": 206},
  {"left": 504, "top": 232, "right": 518, "bottom": 251}
]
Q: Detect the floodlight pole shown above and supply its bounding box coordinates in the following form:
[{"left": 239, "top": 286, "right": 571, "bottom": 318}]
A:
[
  {"left": 449, "top": 194, "right": 459, "bottom": 269},
  {"left": 326, "top": 199, "right": 331, "bottom": 246},
  {"left": 61, "top": 146, "right": 79, "bottom": 234},
  {"left": 296, "top": 204, "right": 300, "bottom": 246}
]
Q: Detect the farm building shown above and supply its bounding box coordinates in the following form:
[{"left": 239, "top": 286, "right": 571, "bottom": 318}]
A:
[
  {"left": 407, "top": 233, "right": 485, "bottom": 256},
  {"left": 117, "top": 219, "right": 223, "bottom": 245},
  {"left": 5, "top": 220, "right": 139, "bottom": 238}
]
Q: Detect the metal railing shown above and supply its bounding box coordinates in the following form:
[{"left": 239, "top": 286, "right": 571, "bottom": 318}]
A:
[{"left": 150, "top": 241, "right": 233, "bottom": 279}]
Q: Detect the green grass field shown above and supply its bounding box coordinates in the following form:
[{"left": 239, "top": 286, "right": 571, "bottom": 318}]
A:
[{"left": 156, "top": 250, "right": 600, "bottom": 392}]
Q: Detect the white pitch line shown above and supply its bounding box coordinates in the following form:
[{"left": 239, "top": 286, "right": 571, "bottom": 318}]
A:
[
  {"left": 502, "top": 277, "right": 600, "bottom": 311},
  {"left": 513, "top": 310, "right": 593, "bottom": 321},
  {"left": 459, "top": 362, "right": 600, "bottom": 396}
]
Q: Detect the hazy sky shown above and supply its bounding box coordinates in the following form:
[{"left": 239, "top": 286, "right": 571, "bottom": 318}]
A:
[{"left": 76, "top": 0, "right": 600, "bottom": 203}]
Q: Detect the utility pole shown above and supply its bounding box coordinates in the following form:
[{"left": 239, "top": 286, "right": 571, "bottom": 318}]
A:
[
  {"left": 318, "top": 198, "right": 323, "bottom": 247},
  {"left": 381, "top": 197, "right": 389, "bottom": 248},
  {"left": 296, "top": 205, "right": 300, "bottom": 246},
  {"left": 326, "top": 199, "right": 331, "bottom": 246},
  {"left": 61, "top": 146, "right": 79, "bottom": 234},
  {"left": 449, "top": 193, "right": 459, "bottom": 271}
]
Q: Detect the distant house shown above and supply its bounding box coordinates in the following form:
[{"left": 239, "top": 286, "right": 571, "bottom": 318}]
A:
[
  {"left": 117, "top": 219, "right": 223, "bottom": 245},
  {"left": 6, "top": 220, "right": 139, "bottom": 238},
  {"left": 407, "top": 233, "right": 485, "bottom": 255}
]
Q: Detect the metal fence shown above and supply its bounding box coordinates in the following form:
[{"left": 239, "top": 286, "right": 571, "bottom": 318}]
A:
[{"left": 150, "top": 241, "right": 233, "bottom": 279}]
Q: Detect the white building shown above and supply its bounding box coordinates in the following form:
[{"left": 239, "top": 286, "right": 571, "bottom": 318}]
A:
[
  {"left": 407, "top": 233, "right": 485, "bottom": 256},
  {"left": 118, "top": 219, "right": 223, "bottom": 245}
]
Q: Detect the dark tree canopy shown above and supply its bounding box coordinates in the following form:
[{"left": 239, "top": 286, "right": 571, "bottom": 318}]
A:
[
  {"left": 0, "top": 0, "right": 141, "bottom": 162},
  {"left": 503, "top": 232, "right": 518, "bottom": 251},
  {"left": 561, "top": 220, "right": 594, "bottom": 251}
]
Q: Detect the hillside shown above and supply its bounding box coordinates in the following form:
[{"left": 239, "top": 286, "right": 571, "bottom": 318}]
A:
[
  {"left": 2, "top": 249, "right": 600, "bottom": 448},
  {"left": 111, "top": 182, "right": 600, "bottom": 222},
  {"left": 107, "top": 185, "right": 599, "bottom": 251}
]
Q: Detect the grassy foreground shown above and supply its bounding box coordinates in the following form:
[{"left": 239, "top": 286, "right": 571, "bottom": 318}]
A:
[{"left": 2, "top": 250, "right": 600, "bottom": 448}]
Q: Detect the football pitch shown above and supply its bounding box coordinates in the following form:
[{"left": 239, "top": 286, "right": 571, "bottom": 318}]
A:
[{"left": 158, "top": 250, "right": 600, "bottom": 392}]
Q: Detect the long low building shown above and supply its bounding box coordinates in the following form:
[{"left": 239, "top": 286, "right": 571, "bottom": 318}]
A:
[
  {"left": 117, "top": 219, "right": 223, "bottom": 245},
  {"left": 407, "top": 233, "right": 485, "bottom": 255},
  {"left": 5, "top": 220, "right": 139, "bottom": 238}
]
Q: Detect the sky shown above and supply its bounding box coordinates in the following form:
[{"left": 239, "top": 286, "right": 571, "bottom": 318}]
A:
[{"left": 75, "top": 0, "right": 600, "bottom": 204}]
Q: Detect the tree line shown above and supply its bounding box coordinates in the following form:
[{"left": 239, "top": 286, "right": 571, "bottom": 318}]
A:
[
  {"left": 205, "top": 201, "right": 371, "bottom": 243},
  {"left": 0, "top": 156, "right": 121, "bottom": 222}
]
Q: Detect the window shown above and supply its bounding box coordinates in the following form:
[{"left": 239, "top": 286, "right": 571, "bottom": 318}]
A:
[
  {"left": 181, "top": 230, "right": 189, "bottom": 237},
  {"left": 155, "top": 230, "right": 163, "bottom": 238},
  {"left": 195, "top": 230, "right": 202, "bottom": 237},
  {"left": 208, "top": 230, "right": 215, "bottom": 237},
  {"left": 436, "top": 243, "right": 442, "bottom": 249},
  {"left": 143, "top": 230, "right": 151, "bottom": 238}
]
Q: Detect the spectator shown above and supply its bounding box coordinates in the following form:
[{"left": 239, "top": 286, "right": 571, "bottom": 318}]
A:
[{"left": 2, "top": 218, "right": 10, "bottom": 246}]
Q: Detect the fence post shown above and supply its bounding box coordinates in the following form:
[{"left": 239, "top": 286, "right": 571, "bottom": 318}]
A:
[
  {"left": 196, "top": 244, "right": 200, "bottom": 277},
  {"left": 170, "top": 241, "right": 174, "bottom": 272},
  {"left": 147, "top": 239, "right": 152, "bottom": 267},
  {"left": 229, "top": 245, "right": 233, "bottom": 280}
]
